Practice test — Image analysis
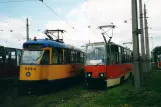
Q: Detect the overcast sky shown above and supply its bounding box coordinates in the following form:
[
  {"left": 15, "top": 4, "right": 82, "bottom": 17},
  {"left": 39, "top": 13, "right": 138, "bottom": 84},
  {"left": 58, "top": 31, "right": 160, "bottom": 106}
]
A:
[{"left": 0, "top": 0, "right": 160, "bottom": 52}]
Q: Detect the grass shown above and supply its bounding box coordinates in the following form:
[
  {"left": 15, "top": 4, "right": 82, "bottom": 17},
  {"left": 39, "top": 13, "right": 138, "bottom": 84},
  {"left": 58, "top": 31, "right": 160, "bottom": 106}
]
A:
[{"left": 1, "top": 70, "right": 161, "bottom": 107}]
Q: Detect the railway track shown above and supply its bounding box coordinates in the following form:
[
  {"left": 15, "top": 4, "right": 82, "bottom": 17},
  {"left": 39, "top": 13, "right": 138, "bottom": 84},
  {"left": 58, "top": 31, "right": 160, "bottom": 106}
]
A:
[{"left": 0, "top": 82, "right": 105, "bottom": 107}]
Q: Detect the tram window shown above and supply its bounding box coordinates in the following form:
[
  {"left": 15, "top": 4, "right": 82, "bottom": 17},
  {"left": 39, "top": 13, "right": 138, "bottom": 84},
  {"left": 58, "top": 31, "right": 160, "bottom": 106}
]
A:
[
  {"left": 80, "top": 52, "right": 84, "bottom": 63},
  {"left": 73, "top": 51, "right": 77, "bottom": 63},
  {"left": 126, "top": 50, "right": 129, "bottom": 63},
  {"left": 17, "top": 50, "right": 22, "bottom": 66},
  {"left": 121, "top": 48, "right": 125, "bottom": 63},
  {"left": 126, "top": 49, "right": 130, "bottom": 63},
  {"left": 70, "top": 50, "right": 77, "bottom": 64},
  {"left": 76, "top": 52, "right": 81, "bottom": 63},
  {"left": 70, "top": 50, "right": 74, "bottom": 63},
  {"left": 118, "top": 47, "right": 122, "bottom": 64},
  {"left": 11, "top": 52, "right": 16, "bottom": 59},
  {"left": 64, "top": 49, "right": 71, "bottom": 64},
  {"left": 128, "top": 50, "right": 131, "bottom": 63},
  {"left": 52, "top": 48, "right": 63, "bottom": 64},
  {"left": 5, "top": 48, "right": 17, "bottom": 66},
  {"left": 52, "top": 49, "right": 58, "bottom": 64},
  {"left": 106, "top": 45, "right": 110, "bottom": 64},
  {"left": 40, "top": 50, "right": 50, "bottom": 65},
  {"left": 0, "top": 55, "right": 4, "bottom": 64},
  {"left": 58, "top": 49, "right": 63, "bottom": 64},
  {"left": 130, "top": 51, "right": 133, "bottom": 62},
  {"left": 115, "top": 46, "right": 119, "bottom": 64},
  {"left": 111, "top": 45, "right": 119, "bottom": 64},
  {"left": 124, "top": 49, "right": 127, "bottom": 63}
]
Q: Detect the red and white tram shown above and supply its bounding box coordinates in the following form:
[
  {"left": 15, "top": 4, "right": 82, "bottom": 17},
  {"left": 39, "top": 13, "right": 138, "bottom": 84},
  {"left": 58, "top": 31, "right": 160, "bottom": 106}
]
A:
[{"left": 84, "top": 42, "right": 132, "bottom": 88}]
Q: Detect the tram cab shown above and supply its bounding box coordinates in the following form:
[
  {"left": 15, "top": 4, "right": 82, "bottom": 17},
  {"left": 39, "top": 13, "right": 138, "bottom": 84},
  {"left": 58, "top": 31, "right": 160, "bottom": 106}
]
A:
[
  {"left": 84, "top": 42, "right": 132, "bottom": 88},
  {"left": 85, "top": 42, "right": 107, "bottom": 87}
]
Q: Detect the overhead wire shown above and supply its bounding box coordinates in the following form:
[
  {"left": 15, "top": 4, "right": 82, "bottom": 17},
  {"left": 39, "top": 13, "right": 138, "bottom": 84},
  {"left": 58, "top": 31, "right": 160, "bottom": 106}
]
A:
[
  {"left": 84, "top": 0, "right": 112, "bottom": 24},
  {"left": 40, "top": 1, "right": 75, "bottom": 30},
  {"left": 0, "top": 0, "right": 36, "bottom": 3},
  {"left": 0, "top": 19, "right": 40, "bottom": 32},
  {"left": 84, "top": 0, "right": 103, "bottom": 15}
]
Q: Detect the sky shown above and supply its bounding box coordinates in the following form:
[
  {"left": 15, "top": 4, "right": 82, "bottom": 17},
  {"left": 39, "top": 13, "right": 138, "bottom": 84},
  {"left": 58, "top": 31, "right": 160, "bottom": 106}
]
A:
[{"left": 0, "top": 0, "right": 160, "bottom": 52}]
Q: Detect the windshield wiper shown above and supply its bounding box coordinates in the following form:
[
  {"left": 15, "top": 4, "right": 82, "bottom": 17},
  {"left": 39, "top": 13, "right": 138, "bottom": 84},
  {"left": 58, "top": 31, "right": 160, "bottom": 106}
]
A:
[
  {"left": 95, "top": 62, "right": 102, "bottom": 67},
  {"left": 35, "top": 56, "right": 41, "bottom": 61},
  {"left": 94, "top": 59, "right": 105, "bottom": 67}
]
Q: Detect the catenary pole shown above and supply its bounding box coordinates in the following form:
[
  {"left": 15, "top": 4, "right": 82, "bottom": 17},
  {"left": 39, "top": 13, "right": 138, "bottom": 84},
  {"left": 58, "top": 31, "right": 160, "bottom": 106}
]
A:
[
  {"left": 139, "top": 0, "right": 146, "bottom": 86},
  {"left": 132, "top": 0, "right": 142, "bottom": 88},
  {"left": 26, "top": 18, "right": 29, "bottom": 41},
  {"left": 144, "top": 4, "right": 151, "bottom": 72}
]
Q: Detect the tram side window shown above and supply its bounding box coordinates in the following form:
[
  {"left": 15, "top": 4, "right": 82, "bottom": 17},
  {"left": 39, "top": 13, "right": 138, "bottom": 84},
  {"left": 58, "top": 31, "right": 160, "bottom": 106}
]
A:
[
  {"left": 106, "top": 45, "right": 110, "bottom": 64},
  {"left": 40, "top": 50, "right": 50, "bottom": 65},
  {"left": 64, "top": 49, "right": 71, "bottom": 64},
  {"left": 126, "top": 50, "right": 129, "bottom": 63},
  {"left": 110, "top": 45, "right": 114, "bottom": 64},
  {"left": 111, "top": 45, "right": 119, "bottom": 64},
  {"left": 80, "top": 52, "right": 84, "bottom": 63},
  {"left": 58, "top": 49, "right": 63, "bottom": 64},
  {"left": 17, "top": 50, "right": 22, "bottom": 66},
  {"left": 130, "top": 51, "right": 133, "bottom": 62},
  {"left": 0, "top": 55, "right": 5, "bottom": 65},
  {"left": 124, "top": 49, "right": 127, "bottom": 63},
  {"left": 52, "top": 49, "right": 58, "bottom": 64},
  {"left": 127, "top": 50, "right": 131, "bottom": 63},
  {"left": 118, "top": 47, "right": 122, "bottom": 64},
  {"left": 5, "top": 48, "right": 17, "bottom": 66},
  {"left": 76, "top": 51, "right": 81, "bottom": 63},
  {"left": 73, "top": 51, "right": 77, "bottom": 63},
  {"left": 0, "top": 47, "right": 5, "bottom": 65},
  {"left": 52, "top": 48, "right": 63, "bottom": 64},
  {"left": 70, "top": 50, "right": 77, "bottom": 64},
  {"left": 121, "top": 48, "right": 125, "bottom": 63},
  {"left": 115, "top": 46, "right": 119, "bottom": 64},
  {"left": 70, "top": 50, "right": 74, "bottom": 64}
]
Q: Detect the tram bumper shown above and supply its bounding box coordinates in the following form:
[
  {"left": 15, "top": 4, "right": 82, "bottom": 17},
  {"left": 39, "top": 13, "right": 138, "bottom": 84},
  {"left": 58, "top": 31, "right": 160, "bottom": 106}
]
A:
[
  {"left": 85, "top": 72, "right": 106, "bottom": 81},
  {"left": 18, "top": 80, "right": 48, "bottom": 94}
]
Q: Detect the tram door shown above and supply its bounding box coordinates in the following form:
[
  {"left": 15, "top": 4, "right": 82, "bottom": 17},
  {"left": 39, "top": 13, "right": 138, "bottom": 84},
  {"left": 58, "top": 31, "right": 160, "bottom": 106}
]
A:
[
  {"left": 5, "top": 48, "right": 19, "bottom": 78},
  {"left": 0, "top": 46, "right": 5, "bottom": 78}
]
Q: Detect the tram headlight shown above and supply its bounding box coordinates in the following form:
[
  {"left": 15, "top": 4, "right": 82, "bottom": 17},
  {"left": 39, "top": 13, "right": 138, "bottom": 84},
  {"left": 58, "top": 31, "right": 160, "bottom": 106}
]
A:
[
  {"left": 26, "top": 72, "right": 31, "bottom": 77},
  {"left": 99, "top": 73, "right": 104, "bottom": 77},
  {"left": 88, "top": 73, "right": 91, "bottom": 77},
  {"left": 86, "top": 73, "right": 92, "bottom": 77}
]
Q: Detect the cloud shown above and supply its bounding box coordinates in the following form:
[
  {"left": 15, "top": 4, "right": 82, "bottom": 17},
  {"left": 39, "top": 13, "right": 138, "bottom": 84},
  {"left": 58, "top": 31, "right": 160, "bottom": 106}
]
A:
[
  {"left": 45, "top": 0, "right": 132, "bottom": 49},
  {"left": 0, "top": 17, "right": 39, "bottom": 49},
  {"left": 0, "top": 0, "right": 161, "bottom": 52},
  {"left": 45, "top": 0, "right": 161, "bottom": 52}
]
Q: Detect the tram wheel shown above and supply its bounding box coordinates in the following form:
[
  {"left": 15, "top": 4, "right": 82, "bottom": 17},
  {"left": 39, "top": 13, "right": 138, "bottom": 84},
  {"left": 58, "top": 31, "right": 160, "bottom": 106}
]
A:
[
  {"left": 84, "top": 81, "right": 90, "bottom": 89},
  {"left": 120, "top": 76, "right": 124, "bottom": 84}
]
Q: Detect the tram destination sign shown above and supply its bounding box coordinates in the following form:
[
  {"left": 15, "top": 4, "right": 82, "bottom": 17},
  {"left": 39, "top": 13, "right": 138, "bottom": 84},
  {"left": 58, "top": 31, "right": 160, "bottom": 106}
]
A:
[{"left": 24, "top": 44, "right": 42, "bottom": 49}]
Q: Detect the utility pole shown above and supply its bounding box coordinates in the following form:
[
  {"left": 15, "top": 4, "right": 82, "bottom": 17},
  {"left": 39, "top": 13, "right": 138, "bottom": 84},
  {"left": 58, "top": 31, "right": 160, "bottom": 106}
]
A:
[
  {"left": 26, "top": 18, "right": 29, "bottom": 41},
  {"left": 139, "top": 0, "right": 146, "bottom": 86},
  {"left": 132, "top": 0, "right": 142, "bottom": 88},
  {"left": 144, "top": 4, "right": 151, "bottom": 72}
]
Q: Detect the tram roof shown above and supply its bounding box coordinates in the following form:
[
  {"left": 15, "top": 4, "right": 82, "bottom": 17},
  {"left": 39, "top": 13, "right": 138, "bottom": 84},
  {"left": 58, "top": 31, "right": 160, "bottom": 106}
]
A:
[
  {"left": 23, "top": 39, "right": 82, "bottom": 51},
  {"left": 86, "top": 42, "right": 132, "bottom": 51},
  {"left": 86, "top": 42, "right": 116, "bottom": 46}
]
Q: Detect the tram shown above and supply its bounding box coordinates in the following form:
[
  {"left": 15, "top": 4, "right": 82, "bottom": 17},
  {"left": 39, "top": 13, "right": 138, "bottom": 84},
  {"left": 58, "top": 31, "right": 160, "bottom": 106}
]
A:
[
  {"left": 151, "top": 46, "right": 161, "bottom": 68},
  {"left": 19, "top": 30, "right": 85, "bottom": 94},
  {"left": 84, "top": 42, "right": 132, "bottom": 88},
  {"left": 0, "top": 45, "right": 22, "bottom": 88}
]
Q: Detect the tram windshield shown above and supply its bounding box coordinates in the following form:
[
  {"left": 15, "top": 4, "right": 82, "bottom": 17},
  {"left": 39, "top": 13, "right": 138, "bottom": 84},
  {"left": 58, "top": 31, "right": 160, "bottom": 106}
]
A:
[
  {"left": 86, "top": 44, "right": 106, "bottom": 65},
  {"left": 21, "top": 50, "right": 43, "bottom": 65}
]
